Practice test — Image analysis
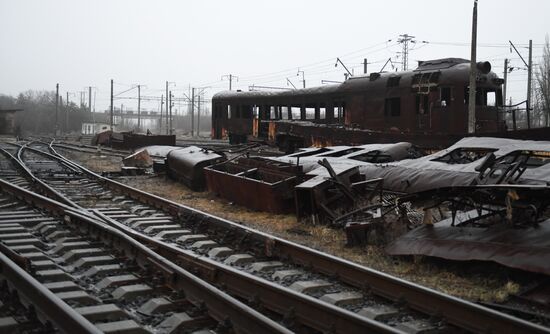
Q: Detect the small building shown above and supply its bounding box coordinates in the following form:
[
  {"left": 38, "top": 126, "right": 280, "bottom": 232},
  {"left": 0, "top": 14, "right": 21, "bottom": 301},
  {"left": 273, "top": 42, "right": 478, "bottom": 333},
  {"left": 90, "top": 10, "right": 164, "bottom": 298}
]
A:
[
  {"left": 81, "top": 122, "right": 112, "bottom": 135},
  {"left": 0, "top": 108, "right": 22, "bottom": 135}
]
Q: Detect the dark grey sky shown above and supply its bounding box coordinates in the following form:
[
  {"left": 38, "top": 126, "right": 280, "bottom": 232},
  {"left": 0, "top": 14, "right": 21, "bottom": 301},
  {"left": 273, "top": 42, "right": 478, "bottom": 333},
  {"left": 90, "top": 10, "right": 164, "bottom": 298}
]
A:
[{"left": 1, "top": 0, "right": 548, "bottom": 112}]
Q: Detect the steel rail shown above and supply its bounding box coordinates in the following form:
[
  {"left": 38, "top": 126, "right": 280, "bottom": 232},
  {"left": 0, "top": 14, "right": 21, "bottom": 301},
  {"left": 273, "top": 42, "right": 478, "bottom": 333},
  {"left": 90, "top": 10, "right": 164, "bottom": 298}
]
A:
[
  {"left": 0, "top": 177, "right": 291, "bottom": 334},
  {"left": 92, "top": 209, "right": 400, "bottom": 334},
  {"left": 0, "top": 249, "right": 101, "bottom": 334},
  {"left": 0, "top": 143, "right": 82, "bottom": 209},
  {"left": 44, "top": 142, "right": 550, "bottom": 334},
  {"left": 44, "top": 142, "right": 402, "bottom": 334}
]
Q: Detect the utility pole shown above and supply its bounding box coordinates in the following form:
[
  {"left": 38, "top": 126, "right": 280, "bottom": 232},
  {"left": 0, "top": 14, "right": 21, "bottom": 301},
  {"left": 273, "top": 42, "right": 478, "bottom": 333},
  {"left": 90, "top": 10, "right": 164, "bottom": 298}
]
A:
[
  {"left": 363, "top": 58, "right": 368, "bottom": 74},
  {"left": 297, "top": 70, "right": 305, "bottom": 88},
  {"left": 503, "top": 59, "right": 508, "bottom": 106},
  {"left": 55, "top": 83, "right": 59, "bottom": 136},
  {"left": 222, "top": 74, "right": 238, "bottom": 90},
  {"left": 527, "top": 39, "right": 533, "bottom": 129},
  {"left": 160, "top": 94, "right": 164, "bottom": 133},
  {"left": 165, "top": 81, "right": 169, "bottom": 134},
  {"left": 197, "top": 92, "right": 201, "bottom": 136},
  {"left": 467, "top": 0, "right": 478, "bottom": 134},
  {"left": 137, "top": 85, "right": 141, "bottom": 131},
  {"left": 65, "top": 91, "right": 70, "bottom": 134},
  {"left": 509, "top": 40, "right": 532, "bottom": 128},
  {"left": 397, "top": 34, "right": 416, "bottom": 71},
  {"left": 191, "top": 88, "right": 195, "bottom": 137},
  {"left": 110, "top": 79, "right": 114, "bottom": 130},
  {"left": 169, "top": 91, "right": 173, "bottom": 135}
]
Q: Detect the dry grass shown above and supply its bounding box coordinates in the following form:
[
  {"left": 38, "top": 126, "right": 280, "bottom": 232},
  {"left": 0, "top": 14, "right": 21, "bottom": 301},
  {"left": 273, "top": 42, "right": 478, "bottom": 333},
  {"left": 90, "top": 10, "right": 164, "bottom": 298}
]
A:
[
  {"left": 121, "top": 175, "right": 522, "bottom": 303},
  {"left": 58, "top": 149, "right": 122, "bottom": 173}
]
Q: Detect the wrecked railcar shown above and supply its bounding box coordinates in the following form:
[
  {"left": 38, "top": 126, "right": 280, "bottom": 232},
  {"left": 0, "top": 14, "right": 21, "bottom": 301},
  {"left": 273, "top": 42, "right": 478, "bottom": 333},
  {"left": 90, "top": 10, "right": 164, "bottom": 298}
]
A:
[
  {"left": 269, "top": 143, "right": 416, "bottom": 224},
  {"left": 204, "top": 157, "right": 303, "bottom": 213},
  {"left": 359, "top": 137, "right": 550, "bottom": 194},
  {"left": 166, "top": 146, "right": 225, "bottom": 191},
  {"left": 211, "top": 58, "right": 516, "bottom": 149}
]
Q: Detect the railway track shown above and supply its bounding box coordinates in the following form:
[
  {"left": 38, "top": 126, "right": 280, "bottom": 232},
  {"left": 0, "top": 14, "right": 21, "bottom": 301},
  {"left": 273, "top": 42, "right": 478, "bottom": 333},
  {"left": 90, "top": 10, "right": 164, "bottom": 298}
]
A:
[
  {"left": 1, "top": 139, "right": 548, "bottom": 333},
  {"left": 0, "top": 175, "right": 289, "bottom": 333}
]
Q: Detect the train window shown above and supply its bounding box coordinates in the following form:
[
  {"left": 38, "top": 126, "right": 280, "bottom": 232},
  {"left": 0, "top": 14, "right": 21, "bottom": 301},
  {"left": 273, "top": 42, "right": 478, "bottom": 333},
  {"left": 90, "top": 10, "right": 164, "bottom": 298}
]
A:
[
  {"left": 289, "top": 148, "right": 330, "bottom": 157},
  {"left": 253, "top": 106, "right": 259, "bottom": 118},
  {"left": 281, "top": 107, "right": 289, "bottom": 120},
  {"left": 270, "top": 106, "right": 276, "bottom": 119},
  {"left": 387, "top": 76, "right": 401, "bottom": 87},
  {"left": 464, "top": 87, "right": 485, "bottom": 106},
  {"left": 440, "top": 87, "right": 452, "bottom": 106},
  {"left": 432, "top": 148, "right": 497, "bottom": 164},
  {"left": 384, "top": 98, "right": 401, "bottom": 117},
  {"left": 486, "top": 91, "right": 496, "bottom": 106},
  {"left": 227, "top": 105, "right": 231, "bottom": 119},
  {"left": 350, "top": 151, "right": 393, "bottom": 163},
  {"left": 306, "top": 107, "right": 315, "bottom": 119},
  {"left": 319, "top": 107, "right": 326, "bottom": 119},
  {"left": 291, "top": 107, "right": 301, "bottom": 119},
  {"left": 318, "top": 147, "right": 362, "bottom": 157}
]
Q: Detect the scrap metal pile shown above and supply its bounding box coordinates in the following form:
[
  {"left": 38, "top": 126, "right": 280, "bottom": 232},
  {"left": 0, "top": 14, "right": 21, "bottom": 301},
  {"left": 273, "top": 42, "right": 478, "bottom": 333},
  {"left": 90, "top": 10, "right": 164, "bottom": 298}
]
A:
[{"left": 122, "top": 136, "right": 550, "bottom": 275}]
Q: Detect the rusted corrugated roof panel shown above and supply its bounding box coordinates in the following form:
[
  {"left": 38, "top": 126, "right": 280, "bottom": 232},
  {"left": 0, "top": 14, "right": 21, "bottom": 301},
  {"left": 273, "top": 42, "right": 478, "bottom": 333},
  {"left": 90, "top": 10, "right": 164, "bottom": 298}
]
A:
[{"left": 386, "top": 217, "right": 550, "bottom": 275}]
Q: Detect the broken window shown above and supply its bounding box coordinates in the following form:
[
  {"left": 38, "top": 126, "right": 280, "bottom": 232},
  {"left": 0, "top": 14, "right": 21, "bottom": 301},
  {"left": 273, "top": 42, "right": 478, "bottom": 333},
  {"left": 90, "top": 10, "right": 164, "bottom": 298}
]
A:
[
  {"left": 291, "top": 107, "right": 301, "bottom": 119},
  {"left": 412, "top": 72, "right": 441, "bottom": 85},
  {"left": 281, "top": 106, "right": 289, "bottom": 120},
  {"left": 486, "top": 91, "right": 496, "bottom": 107},
  {"left": 384, "top": 98, "right": 401, "bottom": 117},
  {"left": 306, "top": 106, "right": 316, "bottom": 120},
  {"left": 440, "top": 87, "right": 452, "bottom": 107},
  {"left": 387, "top": 76, "right": 401, "bottom": 88},
  {"left": 318, "top": 147, "right": 363, "bottom": 158},
  {"left": 319, "top": 107, "right": 326, "bottom": 119},
  {"left": 349, "top": 151, "right": 393, "bottom": 163},
  {"left": 289, "top": 148, "right": 331, "bottom": 157},
  {"left": 498, "top": 150, "right": 550, "bottom": 169},
  {"left": 432, "top": 148, "right": 498, "bottom": 164}
]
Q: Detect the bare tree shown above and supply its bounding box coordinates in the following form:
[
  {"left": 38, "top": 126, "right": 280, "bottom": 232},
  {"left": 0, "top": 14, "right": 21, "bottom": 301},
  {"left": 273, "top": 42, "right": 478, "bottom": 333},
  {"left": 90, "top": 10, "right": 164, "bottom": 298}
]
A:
[{"left": 535, "top": 35, "right": 550, "bottom": 126}]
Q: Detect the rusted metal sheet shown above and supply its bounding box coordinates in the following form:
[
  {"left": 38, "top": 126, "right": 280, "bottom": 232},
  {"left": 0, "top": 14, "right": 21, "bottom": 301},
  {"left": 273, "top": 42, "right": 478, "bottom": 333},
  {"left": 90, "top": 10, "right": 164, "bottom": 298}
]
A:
[
  {"left": 122, "top": 149, "right": 153, "bottom": 168},
  {"left": 293, "top": 158, "right": 387, "bottom": 225},
  {"left": 386, "top": 217, "right": 550, "bottom": 275},
  {"left": 91, "top": 131, "right": 175, "bottom": 149},
  {"left": 166, "top": 146, "right": 225, "bottom": 191},
  {"left": 204, "top": 157, "right": 302, "bottom": 213},
  {"left": 387, "top": 184, "right": 550, "bottom": 274},
  {"left": 117, "top": 133, "right": 175, "bottom": 149}
]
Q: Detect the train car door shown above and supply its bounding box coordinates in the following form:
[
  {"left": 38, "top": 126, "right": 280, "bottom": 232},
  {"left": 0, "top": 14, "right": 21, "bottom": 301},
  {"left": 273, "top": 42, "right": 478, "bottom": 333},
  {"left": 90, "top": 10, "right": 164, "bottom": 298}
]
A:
[{"left": 416, "top": 94, "right": 430, "bottom": 130}]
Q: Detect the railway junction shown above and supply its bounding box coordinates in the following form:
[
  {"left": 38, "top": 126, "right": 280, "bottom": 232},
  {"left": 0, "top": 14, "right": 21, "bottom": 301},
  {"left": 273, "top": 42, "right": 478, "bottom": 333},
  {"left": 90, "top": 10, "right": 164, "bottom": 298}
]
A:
[{"left": 0, "top": 134, "right": 549, "bottom": 334}]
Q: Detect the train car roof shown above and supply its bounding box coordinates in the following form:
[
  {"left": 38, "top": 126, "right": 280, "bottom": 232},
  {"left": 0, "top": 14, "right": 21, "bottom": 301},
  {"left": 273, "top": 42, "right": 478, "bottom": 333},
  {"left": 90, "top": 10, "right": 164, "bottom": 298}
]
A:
[{"left": 212, "top": 58, "right": 500, "bottom": 101}]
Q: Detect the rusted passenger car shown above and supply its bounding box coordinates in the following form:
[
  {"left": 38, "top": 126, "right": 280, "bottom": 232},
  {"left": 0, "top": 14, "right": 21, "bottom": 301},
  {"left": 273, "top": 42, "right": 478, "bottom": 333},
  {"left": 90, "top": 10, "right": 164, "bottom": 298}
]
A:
[{"left": 211, "top": 58, "right": 505, "bottom": 149}]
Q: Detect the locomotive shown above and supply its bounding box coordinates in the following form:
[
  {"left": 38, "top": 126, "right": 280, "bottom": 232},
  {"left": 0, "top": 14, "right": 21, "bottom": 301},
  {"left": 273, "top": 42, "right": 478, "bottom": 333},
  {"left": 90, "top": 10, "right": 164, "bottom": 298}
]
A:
[{"left": 211, "top": 58, "right": 507, "bottom": 150}]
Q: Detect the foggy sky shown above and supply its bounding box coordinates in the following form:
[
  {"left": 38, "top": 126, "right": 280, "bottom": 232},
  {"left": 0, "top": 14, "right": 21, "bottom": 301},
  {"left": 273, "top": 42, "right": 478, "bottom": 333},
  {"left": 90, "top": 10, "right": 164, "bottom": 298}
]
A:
[{"left": 1, "top": 0, "right": 548, "bottom": 113}]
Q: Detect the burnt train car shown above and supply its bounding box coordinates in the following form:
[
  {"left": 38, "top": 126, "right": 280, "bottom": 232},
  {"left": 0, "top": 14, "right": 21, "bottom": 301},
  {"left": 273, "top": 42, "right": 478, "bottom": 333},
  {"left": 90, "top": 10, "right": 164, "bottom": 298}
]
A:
[{"left": 211, "top": 58, "right": 506, "bottom": 150}]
